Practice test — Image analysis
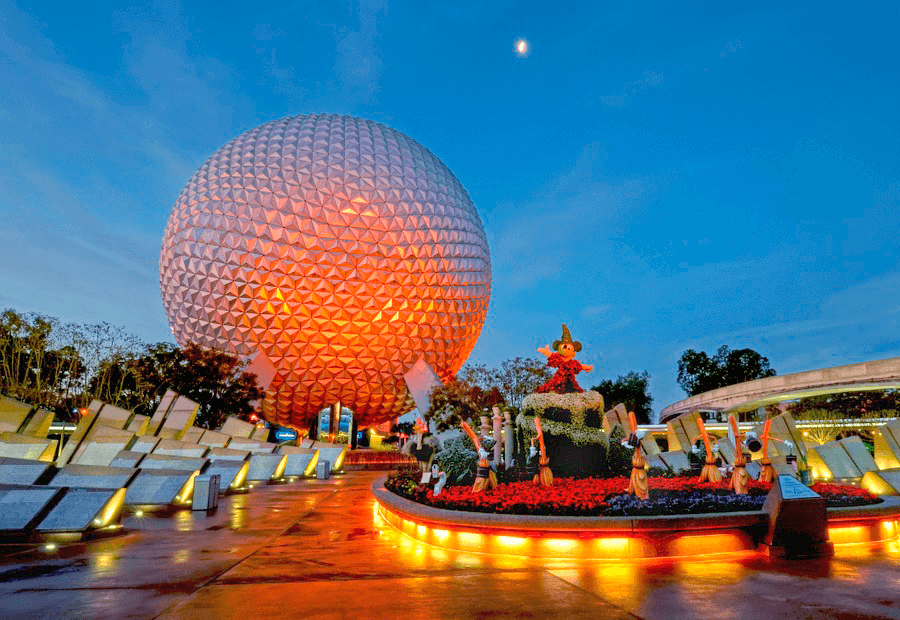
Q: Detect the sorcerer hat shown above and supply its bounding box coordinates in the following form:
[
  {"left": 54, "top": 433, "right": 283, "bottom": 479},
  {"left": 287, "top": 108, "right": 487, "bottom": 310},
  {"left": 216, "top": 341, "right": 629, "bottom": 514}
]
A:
[{"left": 552, "top": 324, "right": 582, "bottom": 353}]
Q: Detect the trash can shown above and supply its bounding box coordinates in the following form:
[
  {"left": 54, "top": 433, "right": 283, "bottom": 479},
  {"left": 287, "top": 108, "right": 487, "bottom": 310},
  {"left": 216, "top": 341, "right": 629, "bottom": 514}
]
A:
[
  {"left": 316, "top": 460, "right": 331, "bottom": 479},
  {"left": 193, "top": 474, "right": 220, "bottom": 511}
]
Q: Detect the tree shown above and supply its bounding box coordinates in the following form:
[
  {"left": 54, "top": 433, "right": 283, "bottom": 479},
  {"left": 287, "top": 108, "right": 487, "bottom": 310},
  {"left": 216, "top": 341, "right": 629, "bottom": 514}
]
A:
[
  {"left": 425, "top": 356, "right": 581, "bottom": 430},
  {"left": 129, "top": 343, "right": 263, "bottom": 429},
  {"left": 0, "top": 307, "right": 262, "bottom": 427},
  {"left": 67, "top": 321, "right": 144, "bottom": 407},
  {"left": 590, "top": 371, "right": 654, "bottom": 424},
  {"left": 458, "top": 357, "right": 553, "bottom": 412},
  {"left": 87, "top": 353, "right": 142, "bottom": 412},
  {"left": 0, "top": 309, "right": 87, "bottom": 414},
  {"left": 425, "top": 378, "right": 503, "bottom": 432},
  {"left": 791, "top": 408, "right": 843, "bottom": 445},
  {"left": 494, "top": 357, "right": 554, "bottom": 410},
  {"left": 677, "top": 345, "right": 776, "bottom": 396}
]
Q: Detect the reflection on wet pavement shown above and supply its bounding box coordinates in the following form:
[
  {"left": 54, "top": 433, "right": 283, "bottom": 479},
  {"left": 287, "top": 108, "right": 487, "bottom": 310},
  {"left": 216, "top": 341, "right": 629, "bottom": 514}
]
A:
[{"left": 0, "top": 471, "right": 898, "bottom": 619}]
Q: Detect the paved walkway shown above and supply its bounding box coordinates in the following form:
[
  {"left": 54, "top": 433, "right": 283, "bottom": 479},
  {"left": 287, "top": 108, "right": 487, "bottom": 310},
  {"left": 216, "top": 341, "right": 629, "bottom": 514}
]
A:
[{"left": 1, "top": 471, "right": 900, "bottom": 619}]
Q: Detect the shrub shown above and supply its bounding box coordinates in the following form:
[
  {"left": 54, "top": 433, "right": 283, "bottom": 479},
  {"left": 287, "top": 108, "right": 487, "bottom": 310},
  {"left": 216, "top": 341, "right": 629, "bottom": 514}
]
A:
[
  {"left": 605, "top": 428, "right": 632, "bottom": 477},
  {"left": 384, "top": 466, "right": 424, "bottom": 500},
  {"left": 646, "top": 466, "right": 687, "bottom": 479},
  {"left": 433, "top": 433, "right": 478, "bottom": 486}
]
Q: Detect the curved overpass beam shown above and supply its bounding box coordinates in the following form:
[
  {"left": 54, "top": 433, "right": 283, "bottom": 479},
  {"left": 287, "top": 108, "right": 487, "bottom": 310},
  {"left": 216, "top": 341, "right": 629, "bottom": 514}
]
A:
[{"left": 660, "top": 356, "right": 900, "bottom": 423}]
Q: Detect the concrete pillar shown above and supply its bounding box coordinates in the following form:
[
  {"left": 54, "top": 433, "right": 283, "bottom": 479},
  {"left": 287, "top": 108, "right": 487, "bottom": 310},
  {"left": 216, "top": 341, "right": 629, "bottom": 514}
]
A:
[
  {"left": 492, "top": 406, "right": 503, "bottom": 467},
  {"left": 329, "top": 402, "right": 340, "bottom": 444},
  {"left": 480, "top": 414, "right": 491, "bottom": 445},
  {"left": 503, "top": 411, "right": 514, "bottom": 468}
]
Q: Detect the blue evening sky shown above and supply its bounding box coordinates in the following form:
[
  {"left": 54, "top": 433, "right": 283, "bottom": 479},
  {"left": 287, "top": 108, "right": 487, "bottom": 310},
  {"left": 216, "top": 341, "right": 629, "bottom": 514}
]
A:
[{"left": 1, "top": 1, "right": 898, "bottom": 419}]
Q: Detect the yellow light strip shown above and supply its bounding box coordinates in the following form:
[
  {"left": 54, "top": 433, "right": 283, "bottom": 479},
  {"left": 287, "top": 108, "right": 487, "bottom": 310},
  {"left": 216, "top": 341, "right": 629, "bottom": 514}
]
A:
[
  {"left": 271, "top": 455, "right": 288, "bottom": 480},
  {"left": 174, "top": 471, "right": 200, "bottom": 505},
  {"left": 304, "top": 452, "right": 320, "bottom": 476},
  {"left": 377, "top": 502, "right": 900, "bottom": 561},
  {"left": 829, "top": 519, "right": 900, "bottom": 546},
  {"left": 230, "top": 461, "right": 250, "bottom": 490},
  {"left": 92, "top": 488, "right": 126, "bottom": 528},
  {"left": 376, "top": 502, "right": 756, "bottom": 561},
  {"left": 333, "top": 447, "right": 348, "bottom": 471}
]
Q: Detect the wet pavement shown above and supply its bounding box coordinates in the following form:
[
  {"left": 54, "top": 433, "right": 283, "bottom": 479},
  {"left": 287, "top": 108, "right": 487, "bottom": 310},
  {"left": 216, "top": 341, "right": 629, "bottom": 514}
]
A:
[{"left": 1, "top": 471, "right": 900, "bottom": 619}]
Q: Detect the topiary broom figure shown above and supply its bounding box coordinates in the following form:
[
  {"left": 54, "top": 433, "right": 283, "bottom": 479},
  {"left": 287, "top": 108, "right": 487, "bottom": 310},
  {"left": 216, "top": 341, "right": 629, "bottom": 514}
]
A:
[
  {"left": 533, "top": 416, "right": 554, "bottom": 487},
  {"left": 728, "top": 414, "right": 749, "bottom": 494},
  {"left": 461, "top": 422, "right": 497, "bottom": 493},
  {"left": 624, "top": 411, "right": 649, "bottom": 499},
  {"left": 695, "top": 417, "right": 723, "bottom": 483},
  {"left": 758, "top": 419, "right": 775, "bottom": 483}
]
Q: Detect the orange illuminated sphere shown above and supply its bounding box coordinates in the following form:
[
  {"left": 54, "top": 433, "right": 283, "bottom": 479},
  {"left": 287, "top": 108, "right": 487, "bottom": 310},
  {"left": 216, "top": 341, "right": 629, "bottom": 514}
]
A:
[{"left": 159, "top": 115, "right": 491, "bottom": 427}]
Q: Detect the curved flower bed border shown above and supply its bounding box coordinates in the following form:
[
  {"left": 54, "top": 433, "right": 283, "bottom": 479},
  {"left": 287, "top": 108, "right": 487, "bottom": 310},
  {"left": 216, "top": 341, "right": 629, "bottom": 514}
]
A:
[
  {"left": 372, "top": 476, "right": 900, "bottom": 560},
  {"left": 385, "top": 469, "right": 879, "bottom": 517}
]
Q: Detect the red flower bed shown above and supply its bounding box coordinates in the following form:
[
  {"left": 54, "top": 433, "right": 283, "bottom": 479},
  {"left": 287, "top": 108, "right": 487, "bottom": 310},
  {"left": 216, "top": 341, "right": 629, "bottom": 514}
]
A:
[
  {"left": 809, "top": 482, "right": 877, "bottom": 500},
  {"left": 385, "top": 469, "right": 880, "bottom": 517},
  {"left": 429, "top": 477, "right": 617, "bottom": 516}
]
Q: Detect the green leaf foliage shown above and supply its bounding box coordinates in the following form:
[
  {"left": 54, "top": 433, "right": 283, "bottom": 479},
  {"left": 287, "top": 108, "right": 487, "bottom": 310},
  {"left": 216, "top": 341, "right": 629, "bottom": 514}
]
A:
[
  {"left": 605, "top": 428, "right": 633, "bottom": 478},
  {"left": 677, "top": 345, "right": 776, "bottom": 396},
  {"left": 0, "top": 307, "right": 262, "bottom": 428},
  {"left": 590, "top": 371, "right": 653, "bottom": 424},
  {"left": 433, "top": 433, "right": 478, "bottom": 485}
]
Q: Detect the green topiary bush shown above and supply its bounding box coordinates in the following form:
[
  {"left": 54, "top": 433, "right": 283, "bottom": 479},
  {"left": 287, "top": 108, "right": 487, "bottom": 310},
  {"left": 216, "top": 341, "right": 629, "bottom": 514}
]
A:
[
  {"left": 605, "top": 428, "right": 633, "bottom": 477},
  {"left": 433, "top": 433, "right": 478, "bottom": 486}
]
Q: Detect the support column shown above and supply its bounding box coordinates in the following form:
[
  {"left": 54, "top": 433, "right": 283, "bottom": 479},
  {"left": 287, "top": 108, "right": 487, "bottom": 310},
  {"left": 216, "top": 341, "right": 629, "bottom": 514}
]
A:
[
  {"left": 480, "top": 412, "right": 491, "bottom": 442},
  {"left": 503, "top": 411, "right": 514, "bottom": 468},
  {"left": 492, "top": 406, "right": 503, "bottom": 467},
  {"left": 329, "top": 401, "right": 340, "bottom": 444},
  {"left": 309, "top": 414, "right": 318, "bottom": 441}
]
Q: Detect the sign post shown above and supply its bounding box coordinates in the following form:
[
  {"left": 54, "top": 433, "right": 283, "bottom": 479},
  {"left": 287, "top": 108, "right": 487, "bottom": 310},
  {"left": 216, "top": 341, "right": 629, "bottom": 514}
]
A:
[{"left": 761, "top": 475, "right": 834, "bottom": 559}]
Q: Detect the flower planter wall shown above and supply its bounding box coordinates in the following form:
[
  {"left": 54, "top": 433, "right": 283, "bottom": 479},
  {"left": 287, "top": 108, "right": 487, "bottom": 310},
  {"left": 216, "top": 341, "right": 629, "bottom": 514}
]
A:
[{"left": 545, "top": 432, "right": 604, "bottom": 478}]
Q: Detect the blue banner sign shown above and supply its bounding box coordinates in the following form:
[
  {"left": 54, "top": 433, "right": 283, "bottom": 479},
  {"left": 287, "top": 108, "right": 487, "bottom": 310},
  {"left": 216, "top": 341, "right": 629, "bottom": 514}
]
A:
[{"left": 274, "top": 428, "right": 298, "bottom": 443}]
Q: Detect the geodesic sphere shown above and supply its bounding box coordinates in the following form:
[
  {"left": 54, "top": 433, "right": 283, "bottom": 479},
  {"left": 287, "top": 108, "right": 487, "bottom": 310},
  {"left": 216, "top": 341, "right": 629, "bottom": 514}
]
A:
[{"left": 159, "top": 115, "right": 491, "bottom": 428}]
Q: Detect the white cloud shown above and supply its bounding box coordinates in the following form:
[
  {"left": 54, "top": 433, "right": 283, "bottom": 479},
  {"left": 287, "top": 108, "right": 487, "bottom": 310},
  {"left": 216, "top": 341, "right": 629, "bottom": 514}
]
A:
[
  {"left": 0, "top": 3, "right": 249, "bottom": 343},
  {"left": 490, "top": 144, "right": 668, "bottom": 290},
  {"left": 581, "top": 304, "right": 612, "bottom": 318}
]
